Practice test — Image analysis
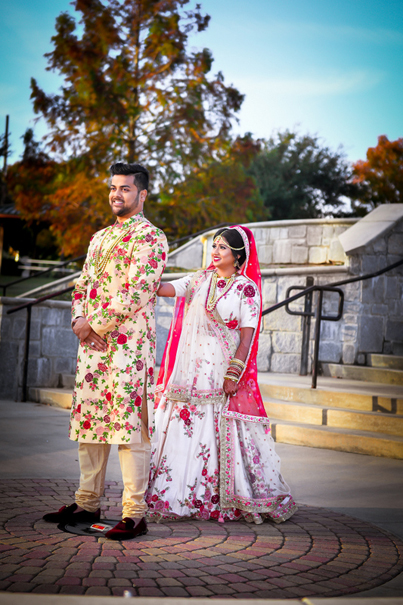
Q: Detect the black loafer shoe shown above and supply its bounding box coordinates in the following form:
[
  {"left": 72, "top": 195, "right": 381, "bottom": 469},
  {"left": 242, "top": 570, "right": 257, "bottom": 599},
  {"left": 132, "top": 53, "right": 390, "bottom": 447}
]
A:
[
  {"left": 43, "top": 502, "right": 101, "bottom": 524},
  {"left": 105, "top": 517, "right": 147, "bottom": 540}
]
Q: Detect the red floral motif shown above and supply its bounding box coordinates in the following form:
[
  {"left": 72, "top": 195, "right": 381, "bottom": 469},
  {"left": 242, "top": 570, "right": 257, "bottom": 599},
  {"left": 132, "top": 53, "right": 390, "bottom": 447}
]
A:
[
  {"left": 103, "top": 415, "right": 111, "bottom": 423},
  {"left": 97, "top": 363, "right": 107, "bottom": 372},
  {"left": 194, "top": 499, "right": 202, "bottom": 508},
  {"left": 149, "top": 258, "right": 158, "bottom": 269},
  {"left": 202, "top": 469, "right": 207, "bottom": 476},
  {"left": 126, "top": 406, "right": 133, "bottom": 413},
  {"left": 74, "top": 293, "right": 83, "bottom": 300},
  {"left": 89, "top": 289, "right": 97, "bottom": 299},
  {"left": 162, "top": 252, "right": 166, "bottom": 261},
  {"left": 85, "top": 373, "right": 93, "bottom": 382},
  {"left": 148, "top": 367, "right": 154, "bottom": 376},
  {"left": 237, "top": 284, "right": 244, "bottom": 291},
  {"left": 136, "top": 360, "right": 144, "bottom": 371},
  {"left": 217, "top": 280, "right": 227, "bottom": 288},
  {"left": 226, "top": 319, "right": 238, "bottom": 330},
  {"left": 125, "top": 282, "right": 129, "bottom": 289},
  {"left": 135, "top": 396, "right": 142, "bottom": 406},
  {"left": 244, "top": 285, "right": 255, "bottom": 297},
  {"left": 210, "top": 510, "right": 220, "bottom": 519},
  {"left": 76, "top": 405, "right": 81, "bottom": 413},
  {"left": 211, "top": 494, "right": 219, "bottom": 504},
  {"left": 105, "top": 393, "right": 112, "bottom": 401},
  {"left": 102, "top": 302, "right": 109, "bottom": 309},
  {"left": 151, "top": 494, "right": 159, "bottom": 502},
  {"left": 122, "top": 235, "right": 131, "bottom": 242},
  {"left": 117, "top": 334, "right": 127, "bottom": 345},
  {"left": 179, "top": 408, "right": 190, "bottom": 421},
  {"left": 110, "top": 330, "right": 120, "bottom": 338},
  {"left": 83, "top": 420, "right": 91, "bottom": 430},
  {"left": 184, "top": 418, "right": 191, "bottom": 426},
  {"left": 145, "top": 234, "right": 153, "bottom": 242},
  {"left": 114, "top": 423, "right": 121, "bottom": 431}
]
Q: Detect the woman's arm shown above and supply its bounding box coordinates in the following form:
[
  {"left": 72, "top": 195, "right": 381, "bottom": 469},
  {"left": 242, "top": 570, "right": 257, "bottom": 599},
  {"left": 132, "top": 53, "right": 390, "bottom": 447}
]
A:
[
  {"left": 157, "top": 283, "right": 176, "bottom": 297},
  {"left": 223, "top": 327, "right": 254, "bottom": 396}
]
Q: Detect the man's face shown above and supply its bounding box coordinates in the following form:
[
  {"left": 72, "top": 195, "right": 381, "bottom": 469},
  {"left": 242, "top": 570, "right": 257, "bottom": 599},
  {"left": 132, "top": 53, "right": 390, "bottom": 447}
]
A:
[{"left": 109, "top": 174, "right": 146, "bottom": 222}]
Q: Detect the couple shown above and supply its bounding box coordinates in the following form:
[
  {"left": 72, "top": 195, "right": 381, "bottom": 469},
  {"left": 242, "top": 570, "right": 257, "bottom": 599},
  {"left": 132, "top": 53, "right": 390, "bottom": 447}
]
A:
[{"left": 43, "top": 162, "right": 296, "bottom": 540}]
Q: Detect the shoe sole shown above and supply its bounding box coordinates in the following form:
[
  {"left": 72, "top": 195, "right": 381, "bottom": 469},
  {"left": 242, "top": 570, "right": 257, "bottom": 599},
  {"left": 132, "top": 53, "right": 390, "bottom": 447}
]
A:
[{"left": 106, "top": 528, "right": 148, "bottom": 541}]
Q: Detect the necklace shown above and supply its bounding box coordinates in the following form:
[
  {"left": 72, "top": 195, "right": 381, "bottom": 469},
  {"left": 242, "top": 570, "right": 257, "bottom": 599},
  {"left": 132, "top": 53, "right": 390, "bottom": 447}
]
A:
[
  {"left": 94, "top": 229, "right": 129, "bottom": 277},
  {"left": 206, "top": 271, "right": 236, "bottom": 312}
]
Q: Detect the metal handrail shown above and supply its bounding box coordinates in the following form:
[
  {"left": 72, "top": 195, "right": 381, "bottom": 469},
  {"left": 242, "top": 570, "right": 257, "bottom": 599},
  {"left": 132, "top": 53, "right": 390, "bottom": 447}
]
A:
[
  {"left": 1, "top": 255, "right": 86, "bottom": 296},
  {"left": 0, "top": 222, "right": 230, "bottom": 297},
  {"left": 262, "top": 257, "right": 403, "bottom": 388}
]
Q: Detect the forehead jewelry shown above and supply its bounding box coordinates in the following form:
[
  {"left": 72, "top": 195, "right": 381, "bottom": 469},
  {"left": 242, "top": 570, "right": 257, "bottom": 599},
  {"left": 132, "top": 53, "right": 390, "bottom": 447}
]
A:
[{"left": 214, "top": 235, "right": 245, "bottom": 251}]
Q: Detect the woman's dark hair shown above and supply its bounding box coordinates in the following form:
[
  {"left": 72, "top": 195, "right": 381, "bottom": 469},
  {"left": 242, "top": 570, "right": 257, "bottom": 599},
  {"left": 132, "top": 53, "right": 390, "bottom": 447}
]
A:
[{"left": 213, "top": 228, "right": 246, "bottom": 267}]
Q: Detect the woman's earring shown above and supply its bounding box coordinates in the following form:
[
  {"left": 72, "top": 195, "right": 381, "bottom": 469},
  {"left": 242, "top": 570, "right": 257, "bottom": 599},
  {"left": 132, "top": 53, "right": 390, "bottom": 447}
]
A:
[{"left": 234, "top": 258, "right": 240, "bottom": 269}]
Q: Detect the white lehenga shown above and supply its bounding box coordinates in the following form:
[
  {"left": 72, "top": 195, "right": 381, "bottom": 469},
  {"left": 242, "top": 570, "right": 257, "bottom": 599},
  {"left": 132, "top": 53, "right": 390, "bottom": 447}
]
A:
[{"left": 146, "top": 270, "right": 297, "bottom": 524}]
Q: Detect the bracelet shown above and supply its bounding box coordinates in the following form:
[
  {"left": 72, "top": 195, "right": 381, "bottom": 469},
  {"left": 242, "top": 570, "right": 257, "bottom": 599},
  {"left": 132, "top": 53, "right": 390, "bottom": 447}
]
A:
[
  {"left": 224, "top": 374, "right": 239, "bottom": 383},
  {"left": 231, "top": 357, "right": 245, "bottom": 369}
]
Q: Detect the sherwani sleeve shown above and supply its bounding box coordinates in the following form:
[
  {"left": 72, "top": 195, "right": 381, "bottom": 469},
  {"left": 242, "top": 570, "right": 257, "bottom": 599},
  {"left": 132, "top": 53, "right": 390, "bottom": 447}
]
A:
[
  {"left": 71, "top": 251, "right": 91, "bottom": 321},
  {"left": 87, "top": 231, "right": 168, "bottom": 338}
]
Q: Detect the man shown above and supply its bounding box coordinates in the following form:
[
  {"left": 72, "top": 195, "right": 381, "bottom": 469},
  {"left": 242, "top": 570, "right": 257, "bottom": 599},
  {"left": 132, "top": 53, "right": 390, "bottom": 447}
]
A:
[{"left": 43, "top": 163, "right": 168, "bottom": 540}]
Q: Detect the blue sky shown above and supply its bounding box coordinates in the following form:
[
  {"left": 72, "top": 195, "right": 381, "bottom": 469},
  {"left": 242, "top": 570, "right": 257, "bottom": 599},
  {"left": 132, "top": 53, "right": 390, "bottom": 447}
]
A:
[{"left": 1, "top": 0, "right": 402, "bottom": 164}]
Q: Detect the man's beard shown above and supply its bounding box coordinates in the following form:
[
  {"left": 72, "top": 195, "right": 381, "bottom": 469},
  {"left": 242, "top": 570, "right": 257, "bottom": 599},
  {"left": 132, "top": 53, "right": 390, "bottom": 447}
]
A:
[{"left": 111, "top": 194, "right": 140, "bottom": 216}]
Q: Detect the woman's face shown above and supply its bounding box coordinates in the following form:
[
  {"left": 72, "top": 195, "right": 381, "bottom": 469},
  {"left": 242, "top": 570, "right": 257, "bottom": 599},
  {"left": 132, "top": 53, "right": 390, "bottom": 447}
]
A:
[{"left": 211, "top": 237, "right": 236, "bottom": 273}]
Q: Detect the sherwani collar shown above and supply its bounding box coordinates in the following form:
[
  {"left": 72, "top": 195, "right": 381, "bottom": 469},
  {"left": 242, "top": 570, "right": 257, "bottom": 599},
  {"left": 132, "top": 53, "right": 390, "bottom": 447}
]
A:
[{"left": 113, "top": 212, "right": 146, "bottom": 230}]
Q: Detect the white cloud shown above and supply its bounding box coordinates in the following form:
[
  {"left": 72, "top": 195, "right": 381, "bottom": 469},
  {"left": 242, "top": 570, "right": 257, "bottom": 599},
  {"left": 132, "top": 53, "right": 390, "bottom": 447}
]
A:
[{"left": 235, "top": 70, "right": 384, "bottom": 97}]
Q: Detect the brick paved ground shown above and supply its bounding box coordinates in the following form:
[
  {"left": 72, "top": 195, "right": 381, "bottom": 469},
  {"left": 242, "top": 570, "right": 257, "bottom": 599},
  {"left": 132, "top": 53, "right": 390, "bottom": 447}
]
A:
[{"left": 0, "top": 478, "right": 402, "bottom": 599}]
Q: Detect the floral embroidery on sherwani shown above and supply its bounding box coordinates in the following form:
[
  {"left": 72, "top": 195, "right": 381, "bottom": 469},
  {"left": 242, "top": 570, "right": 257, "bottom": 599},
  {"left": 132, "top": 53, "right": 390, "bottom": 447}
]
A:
[{"left": 69, "top": 213, "right": 168, "bottom": 444}]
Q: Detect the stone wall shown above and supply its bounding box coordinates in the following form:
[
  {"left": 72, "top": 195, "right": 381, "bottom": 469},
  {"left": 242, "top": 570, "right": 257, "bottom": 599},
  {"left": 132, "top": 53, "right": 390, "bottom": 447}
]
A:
[
  {"left": 349, "top": 216, "right": 403, "bottom": 359},
  {"left": 167, "top": 218, "right": 357, "bottom": 270},
  {"left": 0, "top": 298, "right": 78, "bottom": 400}
]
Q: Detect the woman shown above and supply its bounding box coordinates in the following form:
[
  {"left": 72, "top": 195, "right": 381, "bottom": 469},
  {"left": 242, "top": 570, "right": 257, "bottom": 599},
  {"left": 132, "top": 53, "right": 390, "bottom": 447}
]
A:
[{"left": 146, "top": 226, "right": 297, "bottom": 524}]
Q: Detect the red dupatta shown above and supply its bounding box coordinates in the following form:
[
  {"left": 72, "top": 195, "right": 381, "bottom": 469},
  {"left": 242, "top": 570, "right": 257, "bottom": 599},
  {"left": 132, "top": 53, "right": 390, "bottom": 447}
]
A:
[{"left": 156, "top": 225, "right": 266, "bottom": 420}]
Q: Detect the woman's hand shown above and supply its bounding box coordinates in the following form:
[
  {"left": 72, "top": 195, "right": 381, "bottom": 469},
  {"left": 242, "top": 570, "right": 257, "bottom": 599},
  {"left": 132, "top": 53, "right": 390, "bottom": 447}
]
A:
[
  {"left": 223, "top": 378, "right": 238, "bottom": 396},
  {"left": 157, "top": 283, "right": 176, "bottom": 297}
]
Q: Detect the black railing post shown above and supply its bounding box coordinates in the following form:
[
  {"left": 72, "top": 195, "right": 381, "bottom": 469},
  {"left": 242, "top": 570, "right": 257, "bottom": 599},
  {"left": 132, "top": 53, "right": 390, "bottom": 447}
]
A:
[
  {"left": 311, "top": 289, "right": 324, "bottom": 389},
  {"left": 21, "top": 306, "right": 32, "bottom": 402},
  {"left": 300, "top": 276, "right": 314, "bottom": 376}
]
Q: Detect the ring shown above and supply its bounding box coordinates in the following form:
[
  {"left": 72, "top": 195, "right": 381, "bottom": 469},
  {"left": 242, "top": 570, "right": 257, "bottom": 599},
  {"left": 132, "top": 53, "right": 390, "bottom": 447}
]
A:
[{"left": 91, "top": 342, "right": 95, "bottom": 346}]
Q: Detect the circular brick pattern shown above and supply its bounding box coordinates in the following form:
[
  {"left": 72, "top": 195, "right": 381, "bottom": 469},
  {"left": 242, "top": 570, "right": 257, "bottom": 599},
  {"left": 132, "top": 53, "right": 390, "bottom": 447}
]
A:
[{"left": 0, "top": 479, "right": 402, "bottom": 598}]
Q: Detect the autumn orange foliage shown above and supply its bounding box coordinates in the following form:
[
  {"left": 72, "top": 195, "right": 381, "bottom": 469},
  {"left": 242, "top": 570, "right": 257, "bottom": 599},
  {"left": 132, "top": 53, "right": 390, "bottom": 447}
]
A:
[{"left": 352, "top": 135, "right": 403, "bottom": 211}]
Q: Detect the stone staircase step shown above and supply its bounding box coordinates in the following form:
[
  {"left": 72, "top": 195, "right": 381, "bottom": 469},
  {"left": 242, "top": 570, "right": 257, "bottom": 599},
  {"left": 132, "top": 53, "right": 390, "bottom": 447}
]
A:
[
  {"left": 264, "top": 398, "right": 403, "bottom": 437},
  {"left": 321, "top": 363, "right": 403, "bottom": 386},
  {"left": 29, "top": 387, "right": 73, "bottom": 409},
  {"left": 269, "top": 418, "right": 403, "bottom": 459},
  {"left": 60, "top": 374, "right": 75, "bottom": 389},
  {"left": 259, "top": 381, "right": 403, "bottom": 414},
  {"left": 367, "top": 354, "right": 403, "bottom": 371}
]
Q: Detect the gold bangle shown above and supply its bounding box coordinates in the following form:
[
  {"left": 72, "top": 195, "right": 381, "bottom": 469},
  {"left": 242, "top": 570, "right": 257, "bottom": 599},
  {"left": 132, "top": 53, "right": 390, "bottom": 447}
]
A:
[
  {"left": 231, "top": 358, "right": 245, "bottom": 368},
  {"left": 224, "top": 374, "right": 239, "bottom": 383}
]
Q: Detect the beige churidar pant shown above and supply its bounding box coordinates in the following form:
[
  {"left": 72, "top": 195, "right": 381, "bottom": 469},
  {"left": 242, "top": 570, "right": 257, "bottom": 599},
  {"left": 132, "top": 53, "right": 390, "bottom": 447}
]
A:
[{"left": 75, "top": 420, "right": 150, "bottom": 519}]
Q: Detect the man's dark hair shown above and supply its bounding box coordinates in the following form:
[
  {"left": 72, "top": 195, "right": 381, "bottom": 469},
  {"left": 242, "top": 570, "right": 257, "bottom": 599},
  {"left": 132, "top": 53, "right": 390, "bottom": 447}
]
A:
[
  {"left": 214, "top": 228, "right": 247, "bottom": 266},
  {"left": 110, "top": 162, "right": 149, "bottom": 192}
]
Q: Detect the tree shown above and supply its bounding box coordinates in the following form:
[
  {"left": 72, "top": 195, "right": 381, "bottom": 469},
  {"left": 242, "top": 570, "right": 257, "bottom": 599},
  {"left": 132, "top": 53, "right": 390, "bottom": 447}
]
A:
[
  {"left": 6, "top": 129, "right": 58, "bottom": 223},
  {"left": 157, "top": 134, "right": 263, "bottom": 238},
  {"left": 352, "top": 135, "right": 403, "bottom": 213},
  {"left": 27, "top": 0, "right": 251, "bottom": 255},
  {"left": 249, "top": 131, "right": 358, "bottom": 220}
]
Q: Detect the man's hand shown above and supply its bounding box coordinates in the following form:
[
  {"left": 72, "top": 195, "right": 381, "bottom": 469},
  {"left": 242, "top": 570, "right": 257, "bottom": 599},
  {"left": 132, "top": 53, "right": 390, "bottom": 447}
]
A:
[{"left": 72, "top": 317, "right": 107, "bottom": 352}]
